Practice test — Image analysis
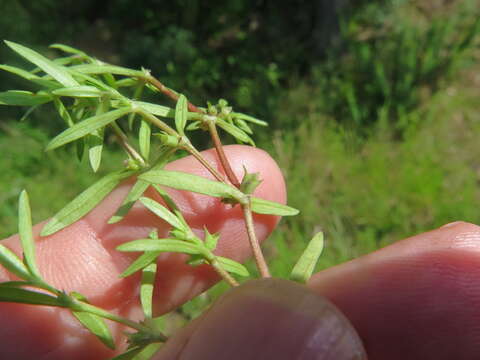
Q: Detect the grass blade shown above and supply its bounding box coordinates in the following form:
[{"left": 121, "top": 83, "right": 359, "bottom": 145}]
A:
[
  {"left": 18, "top": 190, "right": 41, "bottom": 278},
  {"left": 290, "top": 232, "right": 324, "bottom": 283},
  {"left": 46, "top": 107, "right": 131, "bottom": 151},
  {"left": 139, "top": 170, "right": 244, "bottom": 200},
  {"left": 140, "top": 263, "right": 157, "bottom": 318},
  {"left": 41, "top": 170, "right": 135, "bottom": 236},
  {"left": 175, "top": 94, "right": 187, "bottom": 136},
  {"left": 139, "top": 197, "right": 185, "bottom": 231},
  {"left": 250, "top": 197, "right": 299, "bottom": 216},
  {"left": 5, "top": 40, "right": 79, "bottom": 87},
  {"left": 72, "top": 311, "right": 115, "bottom": 349},
  {"left": 117, "top": 239, "right": 204, "bottom": 255},
  {"left": 0, "top": 244, "right": 31, "bottom": 280},
  {"left": 0, "top": 287, "right": 62, "bottom": 306},
  {"left": 215, "top": 256, "right": 249, "bottom": 277},
  {"left": 0, "top": 90, "right": 52, "bottom": 106}
]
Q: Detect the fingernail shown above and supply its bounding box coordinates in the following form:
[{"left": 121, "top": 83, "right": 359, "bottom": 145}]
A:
[{"left": 157, "top": 278, "right": 366, "bottom": 360}]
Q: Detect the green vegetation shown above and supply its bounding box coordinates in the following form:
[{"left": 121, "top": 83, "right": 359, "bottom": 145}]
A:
[{"left": 0, "top": 0, "right": 479, "bottom": 336}]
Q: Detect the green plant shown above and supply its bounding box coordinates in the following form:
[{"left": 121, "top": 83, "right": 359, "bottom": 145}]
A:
[{"left": 0, "top": 41, "right": 325, "bottom": 359}]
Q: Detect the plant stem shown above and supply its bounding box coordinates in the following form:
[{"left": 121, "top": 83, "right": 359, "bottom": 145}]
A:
[
  {"left": 136, "top": 108, "right": 178, "bottom": 136},
  {"left": 75, "top": 301, "right": 167, "bottom": 341},
  {"left": 181, "top": 140, "right": 226, "bottom": 183},
  {"left": 242, "top": 198, "right": 271, "bottom": 278},
  {"left": 210, "top": 260, "right": 239, "bottom": 287},
  {"left": 145, "top": 76, "right": 203, "bottom": 113},
  {"left": 206, "top": 120, "right": 241, "bottom": 188},
  {"left": 146, "top": 74, "right": 241, "bottom": 187},
  {"left": 110, "top": 122, "right": 146, "bottom": 166}
]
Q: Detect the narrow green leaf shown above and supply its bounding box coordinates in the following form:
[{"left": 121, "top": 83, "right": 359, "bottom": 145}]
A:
[
  {"left": 0, "top": 287, "right": 62, "bottom": 306},
  {"left": 216, "top": 119, "right": 254, "bottom": 145},
  {"left": 5, "top": 40, "right": 79, "bottom": 87},
  {"left": 46, "top": 107, "right": 131, "bottom": 151},
  {"left": 133, "top": 101, "right": 174, "bottom": 118},
  {"left": 233, "top": 112, "right": 268, "bottom": 126},
  {"left": 108, "top": 180, "right": 150, "bottom": 224},
  {"left": 250, "top": 197, "right": 299, "bottom": 216},
  {"left": 18, "top": 190, "right": 40, "bottom": 278},
  {"left": 52, "top": 86, "right": 103, "bottom": 98},
  {"left": 215, "top": 256, "right": 249, "bottom": 277},
  {"left": 117, "top": 239, "right": 205, "bottom": 255},
  {"left": 139, "top": 170, "right": 244, "bottom": 201},
  {"left": 0, "top": 244, "right": 31, "bottom": 280},
  {"left": 290, "top": 232, "right": 325, "bottom": 283},
  {"left": 49, "top": 43, "right": 87, "bottom": 57},
  {"left": 139, "top": 197, "right": 185, "bottom": 231},
  {"left": 0, "top": 90, "right": 52, "bottom": 106},
  {"left": 140, "top": 263, "right": 157, "bottom": 318},
  {"left": 88, "top": 128, "right": 104, "bottom": 173},
  {"left": 115, "top": 78, "right": 138, "bottom": 88},
  {"left": 70, "top": 64, "right": 144, "bottom": 77},
  {"left": 53, "top": 97, "right": 74, "bottom": 126},
  {"left": 235, "top": 118, "right": 253, "bottom": 134},
  {"left": 0, "top": 281, "right": 31, "bottom": 288},
  {"left": 175, "top": 94, "right": 188, "bottom": 136},
  {"left": 0, "top": 64, "right": 41, "bottom": 81},
  {"left": 41, "top": 170, "right": 135, "bottom": 236},
  {"left": 120, "top": 251, "right": 161, "bottom": 278},
  {"left": 139, "top": 119, "right": 151, "bottom": 160},
  {"left": 0, "top": 65, "right": 59, "bottom": 89},
  {"left": 72, "top": 311, "right": 115, "bottom": 349}
]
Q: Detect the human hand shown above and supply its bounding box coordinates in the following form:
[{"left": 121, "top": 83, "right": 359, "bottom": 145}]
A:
[{"left": 1, "top": 146, "right": 479, "bottom": 360}]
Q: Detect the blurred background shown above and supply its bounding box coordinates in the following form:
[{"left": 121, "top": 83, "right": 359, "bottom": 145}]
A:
[{"left": 1, "top": 0, "right": 480, "bottom": 315}]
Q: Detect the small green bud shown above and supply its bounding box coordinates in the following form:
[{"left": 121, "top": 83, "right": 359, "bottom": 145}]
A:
[{"left": 240, "top": 167, "right": 262, "bottom": 195}]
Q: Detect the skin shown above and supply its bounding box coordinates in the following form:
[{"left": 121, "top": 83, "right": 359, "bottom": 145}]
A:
[{"left": 1, "top": 145, "right": 479, "bottom": 359}]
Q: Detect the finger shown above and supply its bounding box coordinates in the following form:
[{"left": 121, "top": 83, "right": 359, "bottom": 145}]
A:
[
  {"left": 155, "top": 278, "right": 367, "bottom": 360},
  {"left": 0, "top": 145, "right": 286, "bottom": 359},
  {"left": 309, "top": 221, "right": 480, "bottom": 360}
]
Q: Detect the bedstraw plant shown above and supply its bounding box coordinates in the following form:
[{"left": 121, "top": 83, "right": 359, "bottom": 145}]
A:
[{"left": 0, "top": 41, "right": 324, "bottom": 359}]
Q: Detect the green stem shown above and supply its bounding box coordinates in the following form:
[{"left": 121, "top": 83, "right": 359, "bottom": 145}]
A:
[
  {"left": 210, "top": 258, "right": 239, "bottom": 287},
  {"left": 110, "top": 121, "right": 146, "bottom": 166},
  {"left": 181, "top": 140, "right": 226, "bottom": 183},
  {"left": 242, "top": 198, "right": 271, "bottom": 278},
  {"left": 145, "top": 76, "right": 203, "bottom": 113},
  {"left": 74, "top": 300, "right": 167, "bottom": 340},
  {"left": 206, "top": 120, "right": 241, "bottom": 188}
]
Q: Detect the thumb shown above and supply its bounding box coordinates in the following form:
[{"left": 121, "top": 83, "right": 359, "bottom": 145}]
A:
[{"left": 155, "top": 278, "right": 366, "bottom": 360}]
